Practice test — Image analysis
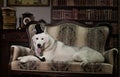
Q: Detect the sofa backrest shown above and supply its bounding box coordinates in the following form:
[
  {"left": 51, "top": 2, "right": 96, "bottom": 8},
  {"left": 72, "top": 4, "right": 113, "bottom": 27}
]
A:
[
  {"left": 46, "top": 21, "right": 109, "bottom": 54},
  {"left": 27, "top": 21, "right": 109, "bottom": 54}
]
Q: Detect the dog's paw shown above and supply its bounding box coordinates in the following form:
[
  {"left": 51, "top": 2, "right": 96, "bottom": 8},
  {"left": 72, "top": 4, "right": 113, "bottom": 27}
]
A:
[
  {"left": 19, "top": 58, "right": 28, "bottom": 63},
  {"left": 17, "top": 55, "right": 40, "bottom": 63},
  {"left": 80, "top": 60, "right": 89, "bottom": 67},
  {"left": 39, "top": 56, "right": 46, "bottom": 62},
  {"left": 17, "top": 57, "right": 23, "bottom": 60},
  {"left": 17, "top": 56, "right": 29, "bottom": 63}
]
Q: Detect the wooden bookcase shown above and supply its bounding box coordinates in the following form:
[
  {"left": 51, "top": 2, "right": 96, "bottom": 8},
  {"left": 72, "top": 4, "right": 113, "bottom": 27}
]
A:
[{"left": 51, "top": 0, "right": 118, "bottom": 49}]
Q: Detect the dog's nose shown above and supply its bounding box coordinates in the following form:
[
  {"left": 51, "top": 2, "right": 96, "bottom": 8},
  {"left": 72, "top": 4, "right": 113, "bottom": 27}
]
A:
[{"left": 37, "top": 44, "right": 41, "bottom": 48}]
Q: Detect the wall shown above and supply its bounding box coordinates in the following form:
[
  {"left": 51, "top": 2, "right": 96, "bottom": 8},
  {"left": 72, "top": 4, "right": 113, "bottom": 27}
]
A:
[
  {"left": 15, "top": 7, "right": 51, "bottom": 28},
  {"left": 3, "top": 0, "right": 51, "bottom": 28}
]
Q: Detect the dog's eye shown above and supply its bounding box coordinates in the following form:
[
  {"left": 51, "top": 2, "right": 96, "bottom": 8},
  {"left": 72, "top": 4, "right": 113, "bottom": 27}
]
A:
[
  {"left": 36, "top": 38, "right": 38, "bottom": 40},
  {"left": 41, "top": 38, "right": 44, "bottom": 40}
]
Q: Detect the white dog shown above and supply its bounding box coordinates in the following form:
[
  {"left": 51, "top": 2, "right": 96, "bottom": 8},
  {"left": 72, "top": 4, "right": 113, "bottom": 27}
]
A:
[{"left": 18, "top": 32, "right": 104, "bottom": 65}]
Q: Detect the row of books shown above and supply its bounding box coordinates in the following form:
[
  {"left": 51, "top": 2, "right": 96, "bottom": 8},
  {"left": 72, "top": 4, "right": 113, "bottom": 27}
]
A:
[
  {"left": 52, "top": 0, "right": 117, "bottom": 6},
  {"left": 107, "top": 23, "right": 118, "bottom": 49},
  {"left": 111, "top": 23, "right": 119, "bottom": 34},
  {"left": 109, "top": 36, "right": 119, "bottom": 49},
  {"left": 52, "top": 9, "right": 117, "bottom": 21}
]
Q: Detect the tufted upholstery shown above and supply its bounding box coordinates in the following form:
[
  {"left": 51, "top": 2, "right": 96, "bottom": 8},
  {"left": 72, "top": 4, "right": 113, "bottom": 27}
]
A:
[
  {"left": 46, "top": 22, "right": 109, "bottom": 54},
  {"left": 9, "top": 21, "right": 118, "bottom": 76}
]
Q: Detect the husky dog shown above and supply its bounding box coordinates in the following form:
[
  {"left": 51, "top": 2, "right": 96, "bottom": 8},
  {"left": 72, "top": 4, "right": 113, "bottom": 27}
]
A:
[{"left": 18, "top": 31, "right": 104, "bottom": 66}]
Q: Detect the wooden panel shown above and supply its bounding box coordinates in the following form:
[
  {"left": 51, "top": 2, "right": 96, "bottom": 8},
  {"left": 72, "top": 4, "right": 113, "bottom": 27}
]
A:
[{"left": 2, "top": 30, "right": 28, "bottom": 43}]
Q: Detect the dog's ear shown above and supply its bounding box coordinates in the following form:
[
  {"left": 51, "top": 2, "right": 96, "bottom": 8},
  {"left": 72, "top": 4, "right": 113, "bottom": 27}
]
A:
[
  {"left": 44, "top": 26, "right": 48, "bottom": 34},
  {"left": 35, "top": 24, "right": 44, "bottom": 34}
]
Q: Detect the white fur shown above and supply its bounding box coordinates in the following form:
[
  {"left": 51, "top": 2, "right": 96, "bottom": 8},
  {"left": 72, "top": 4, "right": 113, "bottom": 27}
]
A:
[
  {"left": 19, "top": 33, "right": 105, "bottom": 65},
  {"left": 18, "top": 55, "right": 40, "bottom": 63}
]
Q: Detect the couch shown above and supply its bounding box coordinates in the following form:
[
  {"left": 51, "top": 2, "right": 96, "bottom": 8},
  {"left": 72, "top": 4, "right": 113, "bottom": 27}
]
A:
[{"left": 9, "top": 21, "right": 118, "bottom": 77}]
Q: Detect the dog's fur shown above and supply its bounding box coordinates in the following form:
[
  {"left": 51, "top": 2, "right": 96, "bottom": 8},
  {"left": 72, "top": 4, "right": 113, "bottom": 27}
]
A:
[{"left": 18, "top": 32, "right": 104, "bottom": 65}]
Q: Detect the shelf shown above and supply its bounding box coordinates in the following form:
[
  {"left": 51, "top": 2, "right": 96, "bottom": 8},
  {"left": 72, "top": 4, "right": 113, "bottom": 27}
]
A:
[
  {"left": 51, "top": 0, "right": 118, "bottom": 8},
  {"left": 52, "top": 6, "right": 118, "bottom": 10},
  {"left": 52, "top": 19, "right": 118, "bottom": 23},
  {"left": 51, "top": 0, "right": 118, "bottom": 24}
]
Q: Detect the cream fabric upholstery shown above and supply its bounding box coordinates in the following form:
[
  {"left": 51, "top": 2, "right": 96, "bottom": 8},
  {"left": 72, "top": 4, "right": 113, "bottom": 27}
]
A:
[{"left": 46, "top": 23, "right": 109, "bottom": 54}]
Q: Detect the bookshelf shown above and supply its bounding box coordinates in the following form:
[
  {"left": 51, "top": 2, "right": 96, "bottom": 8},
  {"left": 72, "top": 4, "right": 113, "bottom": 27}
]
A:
[{"left": 51, "top": 0, "right": 118, "bottom": 49}]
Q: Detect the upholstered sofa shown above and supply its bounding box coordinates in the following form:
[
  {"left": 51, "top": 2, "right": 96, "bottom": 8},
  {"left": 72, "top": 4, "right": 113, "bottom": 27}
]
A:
[{"left": 9, "top": 21, "right": 118, "bottom": 77}]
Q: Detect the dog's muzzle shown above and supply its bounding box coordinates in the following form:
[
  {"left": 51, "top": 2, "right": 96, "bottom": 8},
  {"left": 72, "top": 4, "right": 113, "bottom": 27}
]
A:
[
  {"left": 37, "top": 44, "right": 42, "bottom": 48},
  {"left": 37, "top": 44, "right": 44, "bottom": 56}
]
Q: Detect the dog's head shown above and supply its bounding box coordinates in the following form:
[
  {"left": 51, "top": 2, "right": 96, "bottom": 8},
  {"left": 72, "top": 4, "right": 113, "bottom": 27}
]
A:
[
  {"left": 32, "top": 33, "right": 47, "bottom": 56},
  {"left": 32, "top": 33, "right": 50, "bottom": 49},
  {"left": 32, "top": 33, "right": 52, "bottom": 56}
]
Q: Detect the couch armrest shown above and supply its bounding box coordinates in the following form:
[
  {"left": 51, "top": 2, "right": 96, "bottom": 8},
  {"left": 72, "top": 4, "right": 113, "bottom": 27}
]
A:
[
  {"left": 104, "top": 48, "right": 118, "bottom": 65},
  {"left": 9, "top": 45, "right": 32, "bottom": 63}
]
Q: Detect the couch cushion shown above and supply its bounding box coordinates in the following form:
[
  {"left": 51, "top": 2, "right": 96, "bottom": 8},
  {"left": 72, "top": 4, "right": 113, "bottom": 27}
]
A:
[{"left": 11, "top": 61, "right": 113, "bottom": 74}]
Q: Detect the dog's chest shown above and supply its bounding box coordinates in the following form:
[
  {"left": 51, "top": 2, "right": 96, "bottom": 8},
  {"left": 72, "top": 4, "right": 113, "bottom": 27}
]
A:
[{"left": 43, "top": 51, "right": 54, "bottom": 61}]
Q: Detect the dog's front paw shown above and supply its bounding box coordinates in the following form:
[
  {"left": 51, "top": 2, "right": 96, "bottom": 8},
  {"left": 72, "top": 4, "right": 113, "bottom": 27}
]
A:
[
  {"left": 39, "top": 56, "right": 46, "bottom": 62},
  {"left": 19, "top": 58, "right": 28, "bottom": 63},
  {"left": 17, "top": 56, "right": 29, "bottom": 63},
  {"left": 17, "top": 57, "right": 23, "bottom": 60}
]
